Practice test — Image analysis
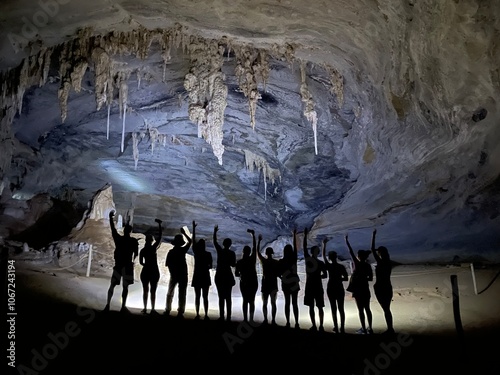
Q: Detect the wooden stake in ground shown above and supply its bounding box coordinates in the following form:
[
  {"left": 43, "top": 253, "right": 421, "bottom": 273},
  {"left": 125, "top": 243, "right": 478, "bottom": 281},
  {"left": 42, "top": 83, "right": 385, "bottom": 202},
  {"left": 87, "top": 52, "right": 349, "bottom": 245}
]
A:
[{"left": 451, "top": 274, "right": 464, "bottom": 338}]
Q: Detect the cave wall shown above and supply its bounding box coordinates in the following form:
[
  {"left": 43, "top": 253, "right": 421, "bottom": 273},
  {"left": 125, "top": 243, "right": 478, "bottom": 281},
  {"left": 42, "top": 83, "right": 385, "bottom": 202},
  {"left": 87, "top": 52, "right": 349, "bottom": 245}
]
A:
[{"left": 0, "top": 0, "right": 499, "bottom": 263}]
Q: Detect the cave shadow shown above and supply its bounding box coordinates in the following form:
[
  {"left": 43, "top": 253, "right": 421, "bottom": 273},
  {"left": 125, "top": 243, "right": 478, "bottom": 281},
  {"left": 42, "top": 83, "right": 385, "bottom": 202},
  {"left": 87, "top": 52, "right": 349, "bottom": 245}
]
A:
[{"left": 9, "top": 198, "right": 84, "bottom": 250}]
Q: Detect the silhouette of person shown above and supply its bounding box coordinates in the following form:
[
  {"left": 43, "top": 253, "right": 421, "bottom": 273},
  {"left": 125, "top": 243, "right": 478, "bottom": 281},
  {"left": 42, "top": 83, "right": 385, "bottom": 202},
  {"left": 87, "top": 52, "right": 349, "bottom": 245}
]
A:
[
  {"left": 257, "top": 238, "right": 280, "bottom": 326},
  {"left": 191, "top": 220, "right": 213, "bottom": 320},
  {"left": 139, "top": 218, "right": 163, "bottom": 315},
  {"left": 164, "top": 226, "right": 192, "bottom": 318},
  {"left": 213, "top": 225, "right": 236, "bottom": 322},
  {"left": 303, "top": 227, "right": 327, "bottom": 331},
  {"left": 322, "top": 237, "right": 348, "bottom": 333},
  {"left": 278, "top": 228, "right": 301, "bottom": 329},
  {"left": 371, "top": 228, "right": 395, "bottom": 334},
  {"left": 345, "top": 233, "right": 373, "bottom": 334},
  {"left": 104, "top": 210, "right": 139, "bottom": 313},
  {"left": 235, "top": 229, "right": 259, "bottom": 323}
]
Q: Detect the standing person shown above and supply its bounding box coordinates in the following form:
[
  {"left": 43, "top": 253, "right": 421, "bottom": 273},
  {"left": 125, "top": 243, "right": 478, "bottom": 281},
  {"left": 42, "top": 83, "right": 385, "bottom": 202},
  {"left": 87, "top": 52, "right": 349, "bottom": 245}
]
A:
[
  {"left": 103, "top": 210, "right": 139, "bottom": 313},
  {"left": 213, "top": 225, "right": 236, "bottom": 322},
  {"left": 257, "top": 239, "right": 280, "bottom": 326},
  {"left": 191, "top": 220, "right": 213, "bottom": 320},
  {"left": 235, "top": 229, "right": 259, "bottom": 323},
  {"left": 278, "top": 228, "right": 301, "bottom": 329},
  {"left": 164, "top": 226, "right": 192, "bottom": 318},
  {"left": 139, "top": 218, "right": 163, "bottom": 315},
  {"left": 322, "top": 237, "right": 348, "bottom": 333},
  {"left": 345, "top": 233, "right": 373, "bottom": 334},
  {"left": 371, "top": 228, "right": 395, "bottom": 334},
  {"left": 303, "top": 227, "right": 327, "bottom": 331}
]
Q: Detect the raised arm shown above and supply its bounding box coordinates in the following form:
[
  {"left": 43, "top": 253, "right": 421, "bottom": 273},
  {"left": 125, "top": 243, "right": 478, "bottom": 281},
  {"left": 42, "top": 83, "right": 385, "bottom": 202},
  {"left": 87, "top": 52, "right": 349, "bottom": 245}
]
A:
[
  {"left": 322, "top": 237, "right": 330, "bottom": 264},
  {"left": 303, "top": 227, "right": 310, "bottom": 258},
  {"left": 213, "top": 225, "right": 222, "bottom": 253},
  {"left": 370, "top": 228, "right": 381, "bottom": 262},
  {"left": 193, "top": 220, "right": 196, "bottom": 249},
  {"left": 345, "top": 233, "right": 357, "bottom": 265},
  {"left": 109, "top": 210, "right": 119, "bottom": 241},
  {"left": 247, "top": 229, "right": 257, "bottom": 262},
  {"left": 180, "top": 226, "right": 192, "bottom": 253},
  {"left": 153, "top": 218, "right": 163, "bottom": 250}
]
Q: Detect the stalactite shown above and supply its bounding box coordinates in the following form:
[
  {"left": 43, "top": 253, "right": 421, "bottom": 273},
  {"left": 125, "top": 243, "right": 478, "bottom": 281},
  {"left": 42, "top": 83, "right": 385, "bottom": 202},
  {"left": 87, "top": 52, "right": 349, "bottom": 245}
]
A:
[
  {"left": 256, "top": 51, "right": 270, "bottom": 92},
  {"left": 70, "top": 61, "right": 88, "bottom": 93},
  {"left": 184, "top": 37, "right": 227, "bottom": 165},
  {"left": 58, "top": 80, "right": 71, "bottom": 123},
  {"left": 325, "top": 64, "right": 344, "bottom": 107},
  {"left": 149, "top": 127, "right": 159, "bottom": 154},
  {"left": 121, "top": 102, "right": 127, "bottom": 153},
  {"left": 55, "top": 28, "right": 93, "bottom": 123},
  {"left": 116, "top": 71, "right": 129, "bottom": 119},
  {"left": 132, "top": 132, "right": 139, "bottom": 170},
  {"left": 244, "top": 150, "right": 281, "bottom": 201},
  {"left": 39, "top": 47, "right": 52, "bottom": 87},
  {"left": 115, "top": 70, "right": 130, "bottom": 152},
  {"left": 234, "top": 46, "right": 271, "bottom": 130},
  {"left": 300, "top": 61, "right": 318, "bottom": 155},
  {"left": 160, "top": 30, "right": 172, "bottom": 83},
  {"left": 106, "top": 104, "right": 111, "bottom": 140},
  {"left": 92, "top": 48, "right": 112, "bottom": 111}
]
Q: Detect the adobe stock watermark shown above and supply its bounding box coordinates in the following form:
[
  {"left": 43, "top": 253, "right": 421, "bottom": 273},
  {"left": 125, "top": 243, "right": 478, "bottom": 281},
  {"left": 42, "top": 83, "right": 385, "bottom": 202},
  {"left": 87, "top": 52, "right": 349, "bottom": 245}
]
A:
[
  {"left": 362, "top": 273, "right": 466, "bottom": 375},
  {"left": 7, "top": 0, "right": 71, "bottom": 54},
  {"left": 14, "top": 305, "right": 96, "bottom": 375}
]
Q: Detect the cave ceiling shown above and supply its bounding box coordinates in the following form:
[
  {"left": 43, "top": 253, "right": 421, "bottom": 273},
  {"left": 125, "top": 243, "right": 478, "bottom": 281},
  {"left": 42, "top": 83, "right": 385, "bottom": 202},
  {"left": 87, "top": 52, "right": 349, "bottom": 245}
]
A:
[{"left": 0, "top": 0, "right": 499, "bottom": 263}]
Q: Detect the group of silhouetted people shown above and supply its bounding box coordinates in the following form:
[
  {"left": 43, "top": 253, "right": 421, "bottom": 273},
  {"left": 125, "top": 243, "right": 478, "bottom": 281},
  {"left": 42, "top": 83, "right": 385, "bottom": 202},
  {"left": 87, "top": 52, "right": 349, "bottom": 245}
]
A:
[{"left": 103, "top": 210, "right": 395, "bottom": 335}]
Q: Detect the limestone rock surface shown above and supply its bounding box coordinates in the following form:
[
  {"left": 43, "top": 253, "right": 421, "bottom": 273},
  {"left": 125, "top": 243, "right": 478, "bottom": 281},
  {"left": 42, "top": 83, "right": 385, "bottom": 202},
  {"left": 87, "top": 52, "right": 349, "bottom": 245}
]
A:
[{"left": 0, "top": 0, "right": 499, "bottom": 263}]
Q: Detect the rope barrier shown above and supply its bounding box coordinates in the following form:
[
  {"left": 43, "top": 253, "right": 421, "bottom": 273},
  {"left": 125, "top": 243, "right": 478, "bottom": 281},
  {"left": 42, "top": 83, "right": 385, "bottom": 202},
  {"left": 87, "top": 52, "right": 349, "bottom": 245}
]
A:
[{"left": 43, "top": 253, "right": 89, "bottom": 271}]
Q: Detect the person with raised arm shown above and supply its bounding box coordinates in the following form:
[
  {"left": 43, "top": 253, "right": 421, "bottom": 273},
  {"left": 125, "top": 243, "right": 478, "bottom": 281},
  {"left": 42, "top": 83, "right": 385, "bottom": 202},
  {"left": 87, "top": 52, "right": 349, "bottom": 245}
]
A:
[
  {"left": 139, "top": 218, "right": 163, "bottom": 315},
  {"left": 103, "top": 209, "right": 139, "bottom": 313},
  {"left": 213, "top": 225, "right": 236, "bottom": 322},
  {"left": 303, "top": 227, "right": 327, "bottom": 332},
  {"left": 345, "top": 233, "right": 373, "bottom": 334},
  {"left": 257, "top": 236, "right": 280, "bottom": 326},
  {"left": 164, "top": 226, "right": 192, "bottom": 318},
  {"left": 191, "top": 220, "right": 213, "bottom": 320},
  {"left": 322, "top": 237, "right": 349, "bottom": 333},
  {"left": 371, "top": 228, "right": 395, "bottom": 334},
  {"left": 235, "top": 229, "right": 259, "bottom": 323},
  {"left": 278, "top": 227, "right": 301, "bottom": 329}
]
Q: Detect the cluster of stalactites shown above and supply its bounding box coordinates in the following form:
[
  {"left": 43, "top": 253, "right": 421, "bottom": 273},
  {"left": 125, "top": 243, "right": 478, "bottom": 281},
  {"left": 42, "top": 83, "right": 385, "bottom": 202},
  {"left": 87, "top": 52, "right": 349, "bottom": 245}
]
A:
[
  {"left": 234, "top": 46, "right": 270, "bottom": 130},
  {"left": 0, "top": 24, "right": 192, "bottom": 183},
  {"left": 300, "top": 61, "right": 318, "bottom": 155},
  {"left": 244, "top": 150, "right": 281, "bottom": 201},
  {"left": 28, "top": 25, "right": 189, "bottom": 124},
  {"left": 131, "top": 126, "right": 168, "bottom": 170},
  {"left": 183, "top": 36, "right": 227, "bottom": 165},
  {"left": 0, "top": 24, "right": 304, "bottom": 182},
  {"left": 0, "top": 45, "right": 53, "bottom": 180}
]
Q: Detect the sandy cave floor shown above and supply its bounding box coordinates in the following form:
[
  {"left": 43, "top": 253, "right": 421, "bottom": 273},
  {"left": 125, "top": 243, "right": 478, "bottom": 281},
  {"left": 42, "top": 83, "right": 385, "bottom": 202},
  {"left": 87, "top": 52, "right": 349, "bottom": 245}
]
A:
[{"left": 4, "top": 258, "right": 500, "bottom": 375}]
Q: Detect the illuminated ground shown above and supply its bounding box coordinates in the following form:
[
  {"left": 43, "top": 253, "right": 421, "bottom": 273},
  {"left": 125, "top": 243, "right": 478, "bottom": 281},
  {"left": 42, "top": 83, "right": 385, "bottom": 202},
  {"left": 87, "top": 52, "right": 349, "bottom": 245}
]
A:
[{"left": 7, "top": 259, "right": 500, "bottom": 374}]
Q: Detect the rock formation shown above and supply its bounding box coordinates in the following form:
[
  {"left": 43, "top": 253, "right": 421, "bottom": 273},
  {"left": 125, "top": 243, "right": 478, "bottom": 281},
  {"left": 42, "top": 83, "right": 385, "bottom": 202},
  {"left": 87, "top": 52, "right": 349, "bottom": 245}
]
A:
[{"left": 0, "top": 0, "right": 499, "bottom": 264}]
